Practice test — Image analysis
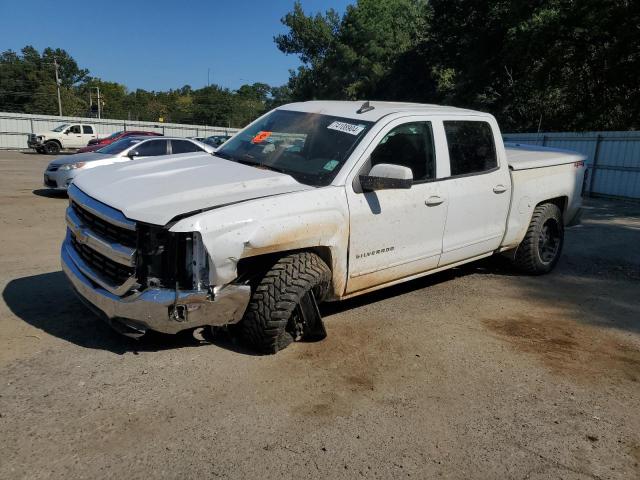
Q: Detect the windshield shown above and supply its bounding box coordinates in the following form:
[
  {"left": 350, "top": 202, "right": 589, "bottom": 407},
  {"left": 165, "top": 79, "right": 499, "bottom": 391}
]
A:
[
  {"left": 52, "top": 124, "right": 70, "bottom": 132},
  {"left": 215, "top": 110, "right": 373, "bottom": 186},
  {"left": 96, "top": 137, "right": 142, "bottom": 154},
  {"left": 106, "top": 130, "right": 123, "bottom": 140}
]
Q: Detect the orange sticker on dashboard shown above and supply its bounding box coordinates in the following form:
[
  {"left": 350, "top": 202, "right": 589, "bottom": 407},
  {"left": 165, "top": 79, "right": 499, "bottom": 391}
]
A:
[{"left": 251, "top": 131, "right": 272, "bottom": 144}]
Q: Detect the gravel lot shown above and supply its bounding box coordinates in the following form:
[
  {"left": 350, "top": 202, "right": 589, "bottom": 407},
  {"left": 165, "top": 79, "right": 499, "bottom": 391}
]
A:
[{"left": 0, "top": 150, "right": 639, "bottom": 479}]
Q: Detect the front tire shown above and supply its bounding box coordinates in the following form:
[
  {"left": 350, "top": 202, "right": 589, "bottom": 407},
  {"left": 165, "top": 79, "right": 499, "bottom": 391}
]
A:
[
  {"left": 513, "top": 203, "right": 564, "bottom": 274},
  {"left": 44, "top": 141, "right": 61, "bottom": 155},
  {"left": 241, "top": 252, "right": 331, "bottom": 354}
]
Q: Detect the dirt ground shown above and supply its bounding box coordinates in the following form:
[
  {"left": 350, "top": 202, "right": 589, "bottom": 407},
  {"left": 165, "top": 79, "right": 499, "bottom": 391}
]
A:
[{"left": 0, "top": 150, "right": 639, "bottom": 479}]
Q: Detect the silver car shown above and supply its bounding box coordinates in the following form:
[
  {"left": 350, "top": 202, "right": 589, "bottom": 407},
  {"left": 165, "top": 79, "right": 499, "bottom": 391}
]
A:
[{"left": 43, "top": 136, "right": 215, "bottom": 190}]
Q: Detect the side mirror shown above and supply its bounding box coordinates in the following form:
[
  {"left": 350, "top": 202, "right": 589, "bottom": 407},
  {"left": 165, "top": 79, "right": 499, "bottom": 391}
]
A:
[
  {"left": 64, "top": 130, "right": 70, "bottom": 135},
  {"left": 127, "top": 150, "right": 140, "bottom": 159},
  {"left": 359, "top": 163, "right": 413, "bottom": 191}
]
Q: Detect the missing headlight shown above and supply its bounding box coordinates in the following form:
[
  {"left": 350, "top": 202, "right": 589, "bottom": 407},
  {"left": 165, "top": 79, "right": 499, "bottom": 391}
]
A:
[{"left": 138, "top": 226, "right": 209, "bottom": 291}]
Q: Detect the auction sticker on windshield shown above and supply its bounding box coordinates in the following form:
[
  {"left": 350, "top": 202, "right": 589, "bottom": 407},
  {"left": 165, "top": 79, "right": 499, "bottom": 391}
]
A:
[
  {"left": 327, "top": 121, "right": 365, "bottom": 136},
  {"left": 251, "top": 131, "right": 272, "bottom": 144}
]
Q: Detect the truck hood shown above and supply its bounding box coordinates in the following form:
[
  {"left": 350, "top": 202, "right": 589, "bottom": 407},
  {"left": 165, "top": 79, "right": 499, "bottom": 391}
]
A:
[{"left": 72, "top": 153, "right": 314, "bottom": 225}]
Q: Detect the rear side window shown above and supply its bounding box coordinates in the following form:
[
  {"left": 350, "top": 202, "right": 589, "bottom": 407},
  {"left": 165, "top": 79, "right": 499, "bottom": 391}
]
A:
[
  {"left": 444, "top": 121, "right": 497, "bottom": 176},
  {"left": 135, "top": 139, "right": 168, "bottom": 156},
  {"left": 172, "top": 140, "right": 203, "bottom": 154},
  {"left": 82, "top": 125, "right": 94, "bottom": 134}
]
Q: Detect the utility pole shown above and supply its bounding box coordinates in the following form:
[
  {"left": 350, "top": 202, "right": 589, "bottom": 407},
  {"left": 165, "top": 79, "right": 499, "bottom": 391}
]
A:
[
  {"left": 53, "top": 58, "right": 62, "bottom": 116},
  {"left": 96, "top": 86, "right": 101, "bottom": 119}
]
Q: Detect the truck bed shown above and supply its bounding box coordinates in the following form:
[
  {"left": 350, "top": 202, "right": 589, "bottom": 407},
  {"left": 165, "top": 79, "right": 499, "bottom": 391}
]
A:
[{"left": 505, "top": 143, "right": 586, "bottom": 170}]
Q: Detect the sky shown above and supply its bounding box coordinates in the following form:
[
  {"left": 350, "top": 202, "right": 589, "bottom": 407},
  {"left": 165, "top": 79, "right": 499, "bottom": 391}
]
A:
[{"left": 0, "top": 0, "right": 353, "bottom": 92}]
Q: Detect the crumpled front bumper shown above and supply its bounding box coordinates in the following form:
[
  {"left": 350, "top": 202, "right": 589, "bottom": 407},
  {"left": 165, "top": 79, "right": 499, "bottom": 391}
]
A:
[
  {"left": 28, "top": 137, "right": 44, "bottom": 148},
  {"left": 61, "top": 237, "right": 251, "bottom": 337}
]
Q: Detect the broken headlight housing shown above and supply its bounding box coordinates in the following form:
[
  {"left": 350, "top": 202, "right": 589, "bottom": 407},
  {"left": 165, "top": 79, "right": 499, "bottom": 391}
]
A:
[{"left": 137, "top": 226, "right": 210, "bottom": 293}]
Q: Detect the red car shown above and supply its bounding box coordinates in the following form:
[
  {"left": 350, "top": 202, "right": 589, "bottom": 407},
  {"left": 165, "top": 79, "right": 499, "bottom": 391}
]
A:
[{"left": 76, "top": 130, "right": 162, "bottom": 153}]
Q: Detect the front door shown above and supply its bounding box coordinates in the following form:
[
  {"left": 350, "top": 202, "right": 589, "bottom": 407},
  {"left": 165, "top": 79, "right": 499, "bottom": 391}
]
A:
[{"left": 346, "top": 119, "right": 448, "bottom": 294}]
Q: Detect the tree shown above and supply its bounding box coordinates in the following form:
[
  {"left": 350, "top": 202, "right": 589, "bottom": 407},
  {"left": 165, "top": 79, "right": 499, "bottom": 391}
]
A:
[
  {"left": 415, "top": 0, "right": 640, "bottom": 131},
  {"left": 276, "top": 0, "right": 640, "bottom": 131},
  {"left": 0, "top": 45, "right": 90, "bottom": 115},
  {"left": 275, "top": 0, "right": 428, "bottom": 100}
]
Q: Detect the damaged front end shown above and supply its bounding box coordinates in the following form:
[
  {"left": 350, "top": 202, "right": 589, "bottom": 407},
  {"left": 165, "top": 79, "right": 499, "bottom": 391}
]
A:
[{"left": 61, "top": 185, "right": 250, "bottom": 338}]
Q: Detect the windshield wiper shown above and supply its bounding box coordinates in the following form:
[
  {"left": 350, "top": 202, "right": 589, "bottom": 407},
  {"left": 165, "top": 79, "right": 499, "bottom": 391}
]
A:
[
  {"left": 231, "top": 157, "right": 289, "bottom": 175},
  {"left": 215, "top": 152, "right": 291, "bottom": 176},
  {"left": 214, "top": 150, "right": 233, "bottom": 160}
]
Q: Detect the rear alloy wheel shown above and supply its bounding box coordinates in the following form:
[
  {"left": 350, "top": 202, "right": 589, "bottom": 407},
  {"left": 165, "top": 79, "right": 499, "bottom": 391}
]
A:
[
  {"left": 44, "top": 141, "right": 61, "bottom": 155},
  {"left": 513, "top": 203, "right": 564, "bottom": 274}
]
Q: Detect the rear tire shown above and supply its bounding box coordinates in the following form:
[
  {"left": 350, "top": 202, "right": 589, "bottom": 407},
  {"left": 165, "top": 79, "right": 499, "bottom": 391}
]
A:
[
  {"left": 240, "top": 252, "right": 331, "bottom": 354},
  {"left": 513, "top": 203, "right": 564, "bottom": 275},
  {"left": 44, "top": 141, "right": 61, "bottom": 155}
]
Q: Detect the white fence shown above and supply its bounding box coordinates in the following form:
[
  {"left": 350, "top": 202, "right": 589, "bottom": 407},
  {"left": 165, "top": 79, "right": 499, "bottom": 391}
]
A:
[
  {"left": 504, "top": 131, "right": 640, "bottom": 200},
  {"left": 0, "top": 111, "right": 240, "bottom": 149}
]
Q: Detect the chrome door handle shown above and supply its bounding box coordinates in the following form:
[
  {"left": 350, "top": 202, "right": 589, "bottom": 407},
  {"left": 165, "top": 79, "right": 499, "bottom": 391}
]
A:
[
  {"left": 425, "top": 196, "right": 445, "bottom": 206},
  {"left": 493, "top": 185, "right": 507, "bottom": 194}
]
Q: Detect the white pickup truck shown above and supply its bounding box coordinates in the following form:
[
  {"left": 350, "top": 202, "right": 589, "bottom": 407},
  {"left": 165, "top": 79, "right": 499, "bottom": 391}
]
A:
[
  {"left": 61, "top": 101, "right": 586, "bottom": 353},
  {"left": 28, "top": 123, "right": 97, "bottom": 154}
]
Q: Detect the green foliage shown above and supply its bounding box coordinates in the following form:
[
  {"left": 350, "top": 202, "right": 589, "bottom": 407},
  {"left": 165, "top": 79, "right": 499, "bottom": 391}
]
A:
[
  {"left": 276, "top": 0, "right": 428, "bottom": 100},
  {"left": 277, "top": 0, "right": 640, "bottom": 131}
]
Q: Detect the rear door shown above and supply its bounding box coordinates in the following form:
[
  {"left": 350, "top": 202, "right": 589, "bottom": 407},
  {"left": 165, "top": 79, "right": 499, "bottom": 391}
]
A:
[
  {"left": 438, "top": 118, "right": 511, "bottom": 266},
  {"left": 81, "top": 125, "right": 96, "bottom": 145}
]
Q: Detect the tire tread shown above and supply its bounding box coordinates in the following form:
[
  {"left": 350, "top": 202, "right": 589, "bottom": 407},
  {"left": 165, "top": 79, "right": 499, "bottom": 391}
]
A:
[
  {"left": 513, "top": 203, "right": 563, "bottom": 275},
  {"left": 241, "top": 252, "right": 331, "bottom": 354}
]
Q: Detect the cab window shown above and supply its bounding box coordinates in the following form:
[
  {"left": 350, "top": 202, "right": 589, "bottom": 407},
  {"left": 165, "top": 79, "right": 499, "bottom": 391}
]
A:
[
  {"left": 68, "top": 125, "right": 81, "bottom": 134},
  {"left": 82, "top": 125, "right": 94, "bottom": 134},
  {"left": 444, "top": 121, "right": 497, "bottom": 176},
  {"left": 369, "top": 122, "right": 436, "bottom": 182}
]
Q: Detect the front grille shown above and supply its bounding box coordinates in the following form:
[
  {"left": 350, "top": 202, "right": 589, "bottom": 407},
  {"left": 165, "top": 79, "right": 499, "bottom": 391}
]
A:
[
  {"left": 71, "top": 234, "right": 135, "bottom": 286},
  {"left": 66, "top": 186, "right": 140, "bottom": 296},
  {"left": 71, "top": 202, "right": 137, "bottom": 247},
  {"left": 47, "top": 165, "right": 60, "bottom": 172}
]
